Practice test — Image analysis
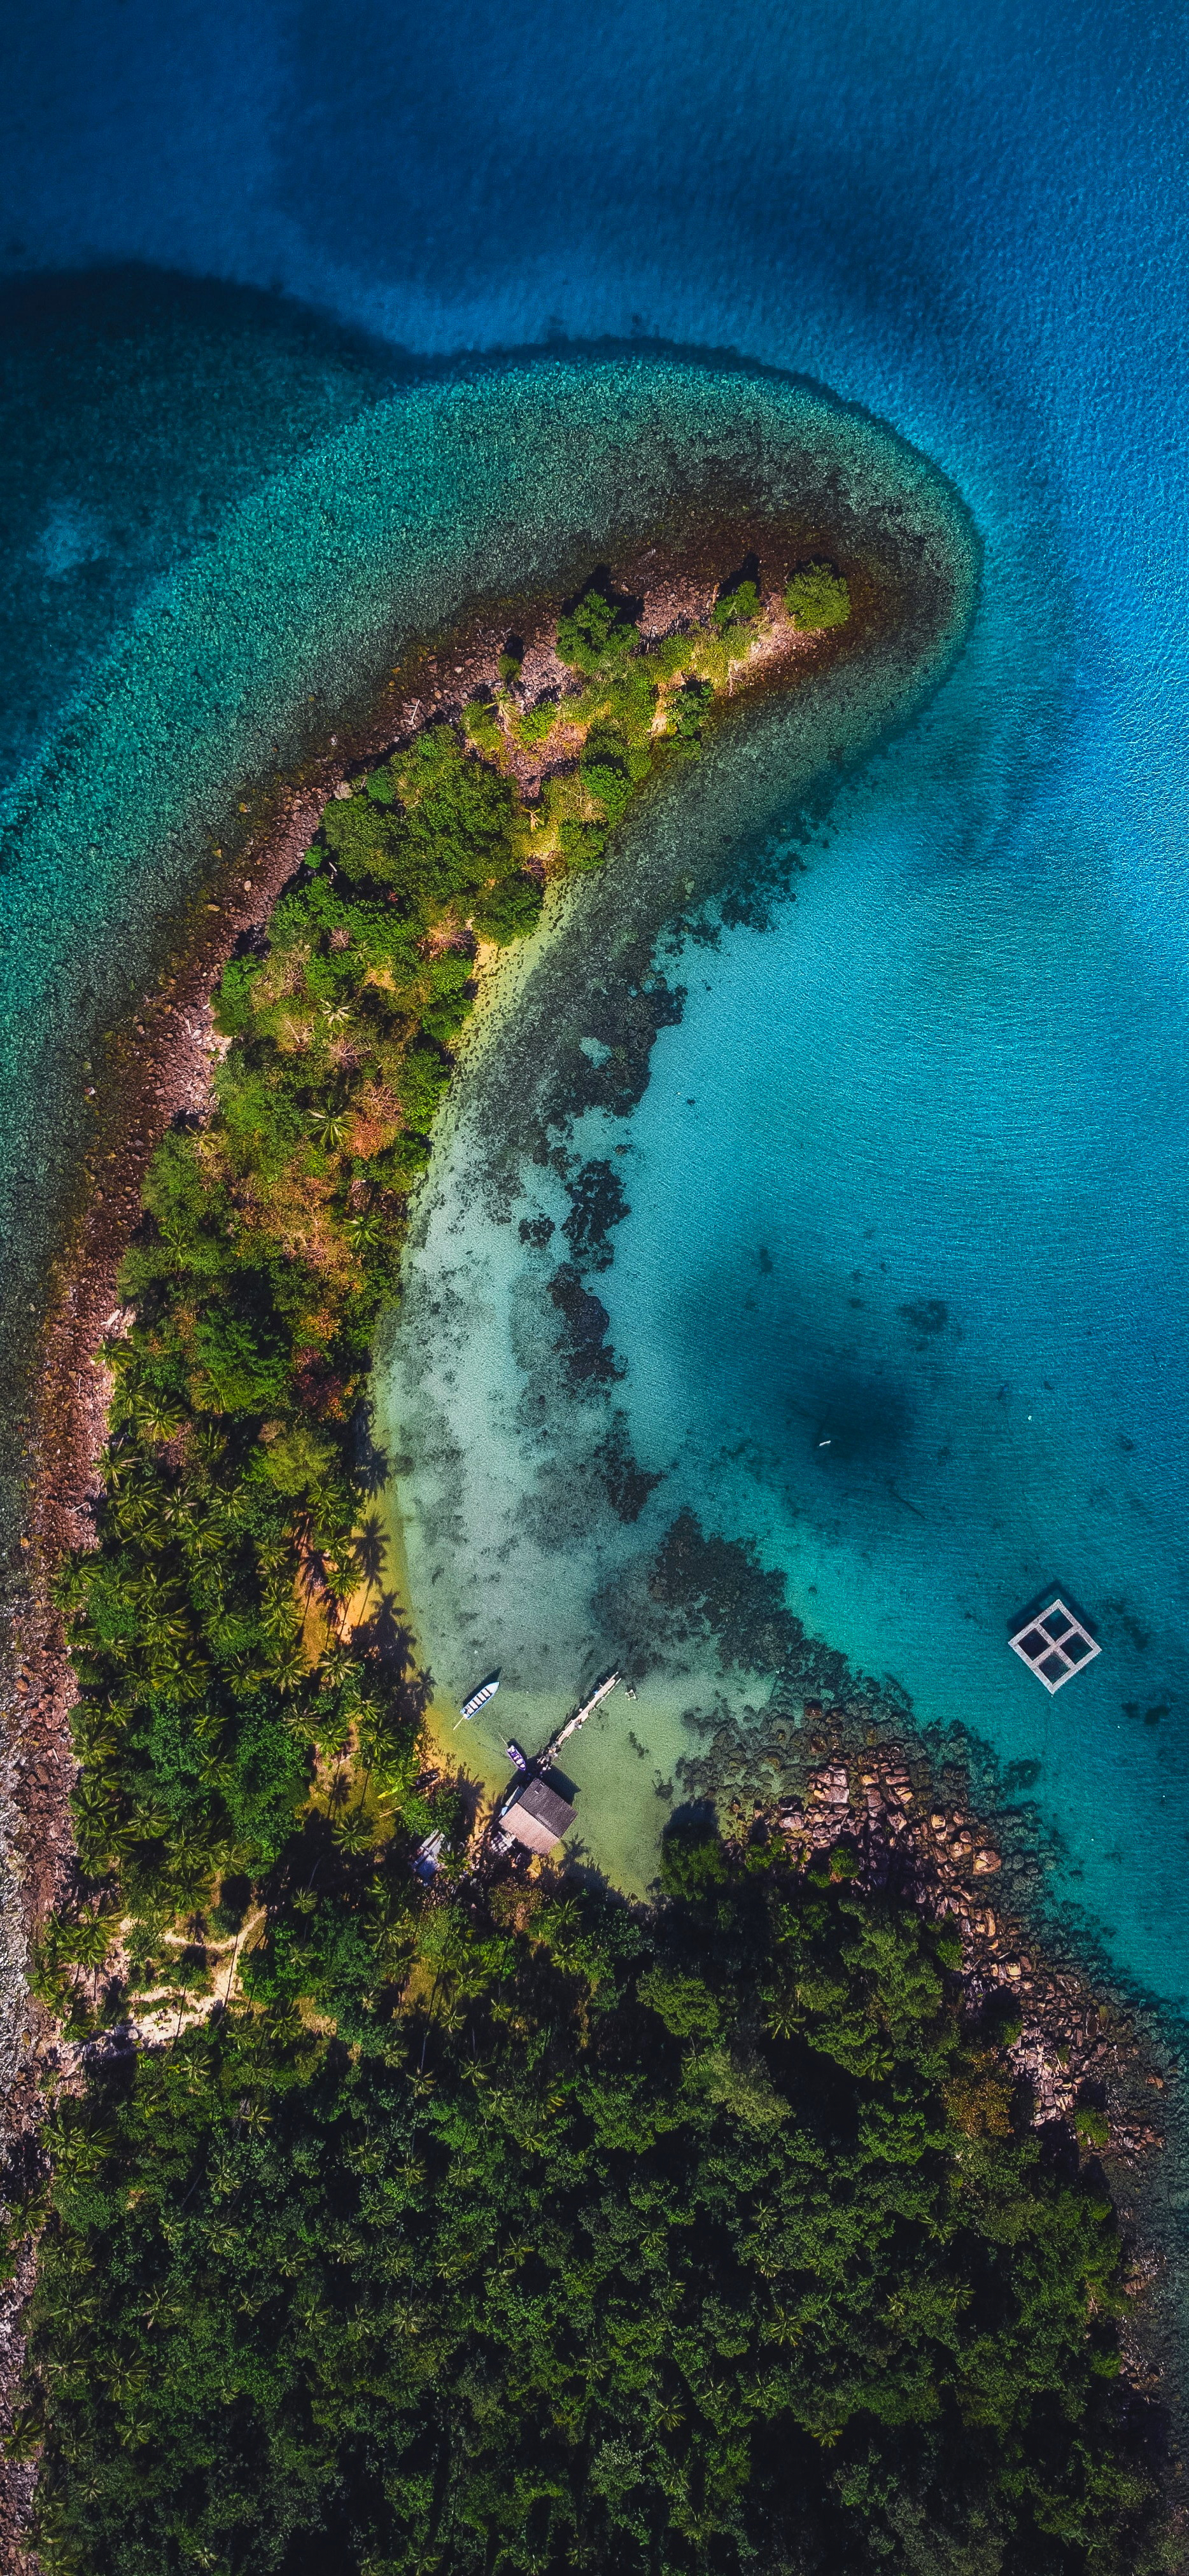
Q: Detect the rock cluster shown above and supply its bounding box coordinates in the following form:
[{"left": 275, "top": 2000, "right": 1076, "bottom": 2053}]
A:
[{"left": 738, "top": 1746, "right": 1165, "bottom": 2163}]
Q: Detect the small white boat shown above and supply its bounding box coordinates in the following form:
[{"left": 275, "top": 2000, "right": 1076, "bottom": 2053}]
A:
[{"left": 456, "top": 1672, "right": 500, "bottom": 1725}]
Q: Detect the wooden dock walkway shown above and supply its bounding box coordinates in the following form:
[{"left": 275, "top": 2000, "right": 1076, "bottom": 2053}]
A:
[{"left": 540, "top": 1670, "right": 619, "bottom": 1768}]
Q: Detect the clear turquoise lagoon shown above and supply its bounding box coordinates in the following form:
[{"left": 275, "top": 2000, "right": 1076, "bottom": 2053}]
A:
[
  {"left": 4, "top": 0, "right": 1189, "bottom": 2102},
  {"left": 384, "top": 652, "right": 1189, "bottom": 2017}
]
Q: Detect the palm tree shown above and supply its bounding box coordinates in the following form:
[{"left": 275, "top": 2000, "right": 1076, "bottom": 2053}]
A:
[
  {"left": 72, "top": 1781, "right": 129, "bottom": 1870},
  {"left": 259, "top": 1591, "right": 300, "bottom": 1643},
  {"left": 765, "top": 1987, "right": 799, "bottom": 2042},
  {"left": 347, "top": 1207, "right": 385, "bottom": 1253},
  {"left": 331, "top": 1808, "right": 377, "bottom": 1856},
  {"left": 253, "top": 1535, "right": 290, "bottom": 1582},
  {"left": 165, "top": 1852, "right": 218, "bottom": 1919},
  {"left": 117, "top": 1383, "right": 186, "bottom": 1444},
  {"left": 307, "top": 1103, "right": 349, "bottom": 1152},
  {"left": 267, "top": 1635, "right": 309, "bottom": 1695}
]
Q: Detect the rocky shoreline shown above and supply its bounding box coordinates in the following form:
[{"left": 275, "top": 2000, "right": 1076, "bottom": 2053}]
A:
[
  {"left": 4, "top": 526, "right": 833, "bottom": 2003},
  {"left": 0, "top": 529, "right": 878, "bottom": 2552},
  {"left": 0, "top": 512, "right": 1164, "bottom": 2552},
  {"left": 758, "top": 1740, "right": 1163, "bottom": 2158}
]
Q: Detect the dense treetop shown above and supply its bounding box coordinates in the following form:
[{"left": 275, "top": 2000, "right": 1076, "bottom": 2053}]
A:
[
  {"left": 12, "top": 1823, "right": 1169, "bottom": 2576},
  {"left": 784, "top": 563, "right": 850, "bottom": 631},
  {"left": 8, "top": 562, "right": 1170, "bottom": 2576}
]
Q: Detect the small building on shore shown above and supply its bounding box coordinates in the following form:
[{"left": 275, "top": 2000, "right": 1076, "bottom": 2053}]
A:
[{"left": 501, "top": 1775, "right": 577, "bottom": 1856}]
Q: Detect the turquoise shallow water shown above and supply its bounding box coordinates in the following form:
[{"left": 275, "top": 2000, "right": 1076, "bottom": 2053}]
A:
[
  {"left": 377, "top": 410, "right": 1189, "bottom": 2018},
  {"left": 380, "top": 651, "right": 1189, "bottom": 2005},
  {"left": 0, "top": 347, "right": 974, "bottom": 2096},
  {"left": 4, "top": 320, "right": 1183, "bottom": 2013},
  {"left": 608, "top": 774, "right": 1189, "bottom": 1980},
  {"left": 4, "top": 0, "right": 1189, "bottom": 2400},
  {"left": 3, "top": 354, "right": 937, "bottom": 1452}
]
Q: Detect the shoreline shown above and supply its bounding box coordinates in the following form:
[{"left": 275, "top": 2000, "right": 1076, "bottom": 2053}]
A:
[
  {"left": 2, "top": 511, "right": 890, "bottom": 2105},
  {"left": 757, "top": 1741, "right": 1165, "bottom": 2159},
  {"left": 13, "top": 494, "right": 1167, "bottom": 2544}
]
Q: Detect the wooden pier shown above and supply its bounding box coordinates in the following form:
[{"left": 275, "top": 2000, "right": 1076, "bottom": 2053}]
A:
[
  {"left": 540, "top": 1670, "right": 620, "bottom": 1769},
  {"left": 489, "top": 1671, "right": 621, "bottom": 1859}
]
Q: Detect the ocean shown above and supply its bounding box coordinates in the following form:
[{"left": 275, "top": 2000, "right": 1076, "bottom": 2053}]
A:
[{"left": 4, "top": 0, "right": 1189, "bottom": 2160}]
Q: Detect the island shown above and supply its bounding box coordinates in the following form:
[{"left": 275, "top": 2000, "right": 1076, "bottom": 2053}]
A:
[{"left": 1, "top": 548, "right": 1176, "bottom": 2575}]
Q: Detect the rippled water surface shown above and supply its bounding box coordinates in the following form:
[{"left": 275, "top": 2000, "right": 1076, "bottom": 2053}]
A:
[{"left": 4, "top": 1, "right": 1189, "bottom": 2011}]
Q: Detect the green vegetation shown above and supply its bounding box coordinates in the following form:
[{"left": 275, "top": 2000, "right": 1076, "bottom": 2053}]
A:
[
  {"left": 6, "top": 563, "right": 1168, "bottom": 2576},
  {"left": 556, "top": 582, "right": 640, "bottom": 675},
  {"left": 37, "top": 730, "right": 538, "bottom": 1994},
  {"left": 784, "top": 562, "right": 851, "bottom": 631},
  {"left": 712, "top": 577, "right": 763, "bottom": 641},
  {"left": 461, "top": 693, "right": 504, "bottom": 757},
  {"left": 10, "top": 1821, "right": 1166, "bottom": 2575},
  {"left": 26, "top": 574, "right": 782, "bottom": 2045},
  {"left": 669, "top": 677, "right": 714, "bottom": 747}
]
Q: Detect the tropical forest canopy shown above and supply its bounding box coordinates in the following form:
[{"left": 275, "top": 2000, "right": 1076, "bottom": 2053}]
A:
[
  {"left": 12, "top": 1823, "right": 1167, "bottom": 2576},
  {"left": 6, "top": 559, "right": 1169, "bottom": 2576}
]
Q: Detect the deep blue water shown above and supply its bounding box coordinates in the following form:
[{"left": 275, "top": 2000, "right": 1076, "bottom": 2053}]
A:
[{"left": 4, "top": 8, "right": 1189, "bottom": 2010}]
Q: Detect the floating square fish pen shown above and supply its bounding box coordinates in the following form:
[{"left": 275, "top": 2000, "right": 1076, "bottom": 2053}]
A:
[{"left": 1009, "top": 1599, "right": 1101, "bottom": 1693}]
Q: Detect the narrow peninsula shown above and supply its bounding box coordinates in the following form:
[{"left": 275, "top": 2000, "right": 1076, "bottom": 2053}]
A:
[{"left": 1, "top": 540, "right": 1176, "bottom": 2576}]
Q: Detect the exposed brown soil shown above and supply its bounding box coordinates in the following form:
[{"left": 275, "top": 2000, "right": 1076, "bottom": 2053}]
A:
[
  {"left": 3, "top": 513, "right": 875, "bottom": 2074},
  {"left": 0, "top": 508, "right": 967, "bottom": 2559}
]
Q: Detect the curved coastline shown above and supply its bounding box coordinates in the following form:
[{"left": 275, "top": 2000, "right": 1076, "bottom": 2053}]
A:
[
  {"left": 4, "top": 363, "right": 1174, "bottom": 2559},
  {"left": 0, "top": 351, "right": 978, "bottom": 1658},
  {"left": 10, "top": 417, "right": 974, "bottom": 2014},
  {"left": 2, "top": 352, "right": 980, "bottom": 2038}
]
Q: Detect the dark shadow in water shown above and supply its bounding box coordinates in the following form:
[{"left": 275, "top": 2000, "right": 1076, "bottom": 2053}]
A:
[
  {"left": 800, "top": 1370, "right": 912, "bottom": 1466},
  {"left": 665, "top": 1798, "right": 719, "bottom": 1838},
  {"left": 1009, "top": 1581, "right": 1100, "bottom": 1642},
  {"left": 351, "top": 1404, "right": 392, "bottom": 1500},
  {"left": 353, "top": 1515, "right": 389, "bottom": 1588},
  {"left": 0, "top": 267, "right": 421, "bottom": 788},
  {"left": 0, "top": 256, "right": 981, "bottom": 817}
]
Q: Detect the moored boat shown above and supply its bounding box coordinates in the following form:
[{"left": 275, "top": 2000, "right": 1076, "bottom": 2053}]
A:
[{"left": 457, "top": 1671, "right": 501, "bottom": 1724}]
